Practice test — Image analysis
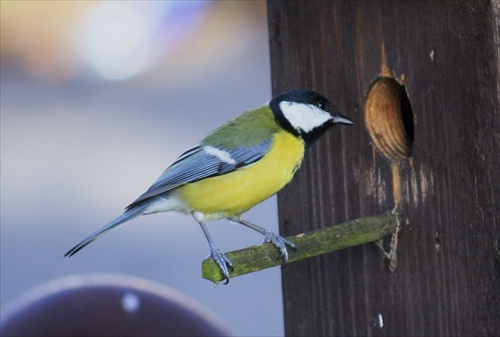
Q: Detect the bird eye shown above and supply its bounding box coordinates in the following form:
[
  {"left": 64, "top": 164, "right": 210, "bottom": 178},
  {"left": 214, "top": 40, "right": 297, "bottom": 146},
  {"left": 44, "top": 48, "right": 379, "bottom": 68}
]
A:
[{"left": 317, "top": 101, "right": 327, "bottom": 110}]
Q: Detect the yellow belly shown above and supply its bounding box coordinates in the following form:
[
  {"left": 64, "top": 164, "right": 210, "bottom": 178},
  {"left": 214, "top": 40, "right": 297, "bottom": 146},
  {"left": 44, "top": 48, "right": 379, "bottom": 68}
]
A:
[{"left": 177, "top": 131, "right": 305, "bottom": 219}]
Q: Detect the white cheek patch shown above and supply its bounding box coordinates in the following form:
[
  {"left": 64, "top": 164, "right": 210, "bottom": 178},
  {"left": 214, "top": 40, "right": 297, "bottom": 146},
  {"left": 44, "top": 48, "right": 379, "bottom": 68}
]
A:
[
  {"left": 203, "top": 145, "right": 236, "bottom": 164},
  {"left": 279, "top": 101, "right": 332, "bottom": 133}
]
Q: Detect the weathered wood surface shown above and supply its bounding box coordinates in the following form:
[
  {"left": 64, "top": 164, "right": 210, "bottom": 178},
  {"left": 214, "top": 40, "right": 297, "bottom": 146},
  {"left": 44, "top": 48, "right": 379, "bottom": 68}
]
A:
[
  {"left": 268, "top": 1, "right": 499, "bottom": 335},
  {"left": 202, "top": 212, "right": 399, "bottom": 283}
]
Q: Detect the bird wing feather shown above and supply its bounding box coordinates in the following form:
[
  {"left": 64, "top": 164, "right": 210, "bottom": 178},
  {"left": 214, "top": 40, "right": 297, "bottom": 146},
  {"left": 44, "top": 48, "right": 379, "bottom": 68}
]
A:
[{"left": 126, "top": 139, "right": 272, "bottom": 209}]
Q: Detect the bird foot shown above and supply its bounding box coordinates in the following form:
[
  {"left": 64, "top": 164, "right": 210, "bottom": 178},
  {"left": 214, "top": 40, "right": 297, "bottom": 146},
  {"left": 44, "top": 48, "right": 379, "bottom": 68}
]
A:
[
  {"left": 209, "top": 243, "right": 234, "bottom": 284},
  {"left": 263, "top": 231, "right": 296, "bottom": 265}
]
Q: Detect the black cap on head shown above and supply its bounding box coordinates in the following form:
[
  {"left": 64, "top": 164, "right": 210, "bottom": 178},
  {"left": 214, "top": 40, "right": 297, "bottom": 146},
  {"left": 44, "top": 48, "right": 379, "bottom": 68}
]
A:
[{"left": 272, "top": 89, "right": 332, "bottom": 112}]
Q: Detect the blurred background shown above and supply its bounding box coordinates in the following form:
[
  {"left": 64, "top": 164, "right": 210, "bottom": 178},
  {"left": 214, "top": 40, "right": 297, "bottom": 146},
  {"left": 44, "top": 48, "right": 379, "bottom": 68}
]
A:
[{"left": 1, "top": 1, "right": 284, "bottom": 335}]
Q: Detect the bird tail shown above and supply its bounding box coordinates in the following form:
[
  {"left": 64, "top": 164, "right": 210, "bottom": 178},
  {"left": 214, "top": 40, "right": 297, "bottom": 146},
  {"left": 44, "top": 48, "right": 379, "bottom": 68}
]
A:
[{"left": 64, "top": 204, "right": 148, "bottom": 258}]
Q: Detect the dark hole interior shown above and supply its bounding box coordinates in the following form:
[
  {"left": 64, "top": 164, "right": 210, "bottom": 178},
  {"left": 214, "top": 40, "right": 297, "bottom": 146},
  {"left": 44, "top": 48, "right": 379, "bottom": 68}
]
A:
[{"left": 399, "top": 85, "right": 414, "bottom": 144}]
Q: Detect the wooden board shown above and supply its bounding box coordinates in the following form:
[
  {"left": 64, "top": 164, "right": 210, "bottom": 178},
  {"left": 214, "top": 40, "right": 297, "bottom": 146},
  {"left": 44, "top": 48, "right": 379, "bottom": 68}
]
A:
[{"left": 267, "top": 1, "right": 499, "bottom": 335}]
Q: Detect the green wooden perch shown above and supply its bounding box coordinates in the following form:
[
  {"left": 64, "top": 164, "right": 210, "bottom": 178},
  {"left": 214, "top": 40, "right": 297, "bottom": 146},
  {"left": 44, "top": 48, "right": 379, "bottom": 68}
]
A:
[{"left": 202, "top": 211, "right": 400, "bottom": 283}]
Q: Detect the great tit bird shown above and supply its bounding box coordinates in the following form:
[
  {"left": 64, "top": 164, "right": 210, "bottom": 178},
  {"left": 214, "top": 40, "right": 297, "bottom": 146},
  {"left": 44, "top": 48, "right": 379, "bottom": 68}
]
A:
[{"left": 65, "top": 89, "right": 353, "bottom": 282}]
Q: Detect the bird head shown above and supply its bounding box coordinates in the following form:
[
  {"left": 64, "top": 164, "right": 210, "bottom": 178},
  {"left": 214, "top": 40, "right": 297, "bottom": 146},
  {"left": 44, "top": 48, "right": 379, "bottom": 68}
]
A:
[{"left": 270, "top": 90, "right": 353, "bottom": 146}]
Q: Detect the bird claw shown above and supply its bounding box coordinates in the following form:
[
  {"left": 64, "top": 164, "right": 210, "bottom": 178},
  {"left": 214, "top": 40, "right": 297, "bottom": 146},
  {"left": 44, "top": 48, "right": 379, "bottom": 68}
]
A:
[
  {"left": 263, "top": 231, "right": 296, "bottom": 265},
  {"left": 209, "top": 243, "right": 234, "bottom": 284}
]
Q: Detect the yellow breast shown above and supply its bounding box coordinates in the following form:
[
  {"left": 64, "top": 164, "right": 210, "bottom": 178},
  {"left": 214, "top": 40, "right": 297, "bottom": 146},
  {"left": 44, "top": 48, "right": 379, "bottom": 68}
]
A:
[{"left": 176, "top": 131, "right": 305, "bottom": 220}]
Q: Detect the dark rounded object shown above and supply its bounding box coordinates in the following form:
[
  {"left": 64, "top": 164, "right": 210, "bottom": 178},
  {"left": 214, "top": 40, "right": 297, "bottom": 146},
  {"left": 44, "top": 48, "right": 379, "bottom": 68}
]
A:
[{"left": 1, "top": 274, "right": 231, "bottom": 336}]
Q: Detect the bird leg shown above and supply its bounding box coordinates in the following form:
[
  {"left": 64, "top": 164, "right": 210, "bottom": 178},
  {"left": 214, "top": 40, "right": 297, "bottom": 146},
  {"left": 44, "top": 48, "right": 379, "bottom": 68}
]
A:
[
  {"left": 229, "top": 217, "right": 296, "bottom": 265},
  {"left": 193, "top": 213, "right": 233, "bottom": 283}
]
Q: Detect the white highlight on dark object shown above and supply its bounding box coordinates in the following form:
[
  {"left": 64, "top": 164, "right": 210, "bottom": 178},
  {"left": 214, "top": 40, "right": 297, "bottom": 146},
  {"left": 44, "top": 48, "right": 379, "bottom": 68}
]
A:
[
  {"left": 0, "top": 274, "right": 232, "bottom": 336},
  {"left": 122, "top": 292, "right": 140, "bottom": 313},
  {"left": 378, "top": 313, "right": 384, "bottom": 328}
]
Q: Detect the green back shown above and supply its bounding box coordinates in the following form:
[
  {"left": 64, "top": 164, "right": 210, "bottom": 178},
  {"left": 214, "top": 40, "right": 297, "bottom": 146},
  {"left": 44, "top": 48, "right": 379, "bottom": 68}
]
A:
[{"left": 201, "top": 105, "right": 280, "bottom": 148}]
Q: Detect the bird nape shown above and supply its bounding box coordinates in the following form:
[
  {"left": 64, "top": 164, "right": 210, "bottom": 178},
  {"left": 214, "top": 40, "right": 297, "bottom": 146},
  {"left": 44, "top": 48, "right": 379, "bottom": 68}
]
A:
[{"left": 65, "top": 89, "right": 353, "bottom": 283}]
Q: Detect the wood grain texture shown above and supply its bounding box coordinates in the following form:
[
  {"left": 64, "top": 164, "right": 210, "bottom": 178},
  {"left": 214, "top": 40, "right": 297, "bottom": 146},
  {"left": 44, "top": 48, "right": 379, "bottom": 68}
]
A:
[{"left": 267, "top": 0, "right": 499, "bottom": 335}]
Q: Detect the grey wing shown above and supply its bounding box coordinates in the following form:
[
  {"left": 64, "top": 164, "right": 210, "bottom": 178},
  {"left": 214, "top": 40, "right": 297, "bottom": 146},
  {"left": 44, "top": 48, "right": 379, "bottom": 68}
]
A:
[{"left": 126, "top": 139, "right": 272, "bottom": 209}]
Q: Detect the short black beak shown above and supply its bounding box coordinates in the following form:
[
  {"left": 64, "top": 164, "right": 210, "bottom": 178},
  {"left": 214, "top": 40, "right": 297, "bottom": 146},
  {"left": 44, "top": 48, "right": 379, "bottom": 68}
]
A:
[{"left": 331, "top": 113, "right": 354, "bottom": 125}]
